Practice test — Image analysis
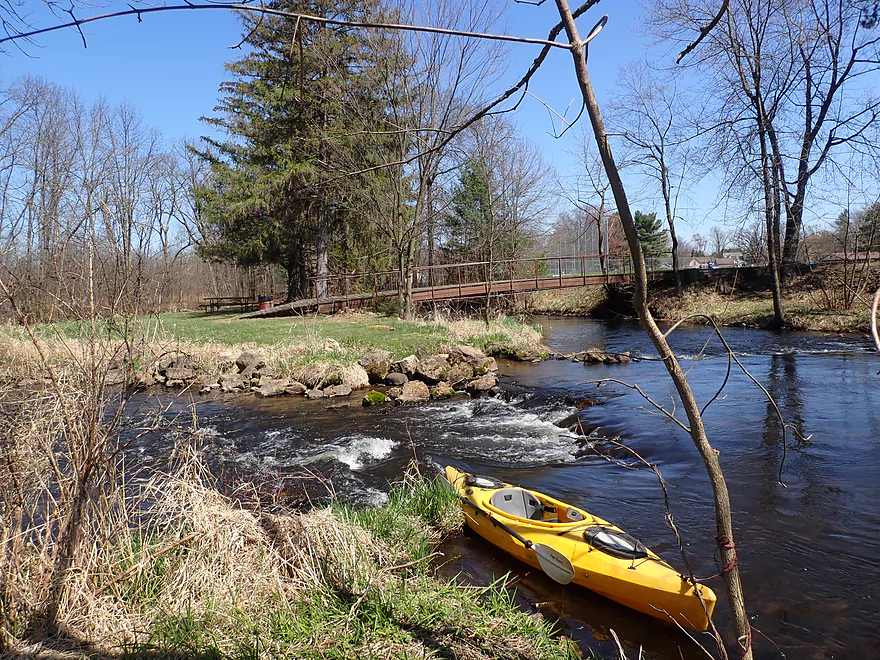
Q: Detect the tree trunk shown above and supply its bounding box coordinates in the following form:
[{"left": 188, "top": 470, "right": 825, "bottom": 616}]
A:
[
  {"left": 552, "top": 3, "right": 752, "bottom": 657},
  {"left": 661, "top": 162, "right": 682, "bottom": 294},
  {"left": 758, "top": 103, "right": 785, "bottom": 329},
  {"left": 316, "top": 203, "right": 329, "bottom": 299}
]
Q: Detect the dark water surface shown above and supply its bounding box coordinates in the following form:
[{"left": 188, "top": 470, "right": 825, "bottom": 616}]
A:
[{"left": 127, "top": 318, "right": 880, "bottom": 659}]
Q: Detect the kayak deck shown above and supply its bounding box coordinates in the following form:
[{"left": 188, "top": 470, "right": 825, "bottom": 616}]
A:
[{"left": 445, "top": 466, "right": 716, "bottom": 632}]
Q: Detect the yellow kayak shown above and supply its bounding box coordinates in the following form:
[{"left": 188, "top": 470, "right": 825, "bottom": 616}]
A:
[{"left": 444, "top": 466, "right": 716, "bottom": 632}]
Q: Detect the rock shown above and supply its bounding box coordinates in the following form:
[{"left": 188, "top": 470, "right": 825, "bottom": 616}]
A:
[
  {"left": 447, "top": 345, "right": 497, "bottom": 375},
  {"left": 285, "top": 381, "right": 307, "bottom": 395},
  {"left": 318, "top": 368, "right": 344, "bottom": 387},
  {"left": 617, "top": 351, "right": 631, "bottom": 364},
  {"left": 236, "top": 351, "right": 266, "bottom": 373},
  {"left": 358, "top": 349, "right": 394, "bottom": 383},
  {"left": 385, "top": 372, "right": 408, "bottom": 386},
  {"left": 396, "top": 379, "right": 430, "bottom": 404},
  {"left": 135, "top": 371, "right": 156, "bottom": 389},
  {"left": 466, "top": 374, "right": 498, "bottom": 395},
  {"left": 444, "top": 362, "right": 474, "bottom": 386},
  {"left": 165, "top": 365, "right": 196, "bottom": 381},
  {"left": 324, "top": 383, "right": 352, "bottom": 398},
  {"left": 386, "top": 387, "right": 403, "bottom": 399},
  {"left": 104, "top": 369, "right": 127, "bottom": 386},
  {"left": 392, "top": 354, "right": 419, "bottom": 377},
  {"left": 416, "top": 354, "right": 450, "bottom": 384},
  {"left": 256, "top": 378, "right": 290, "bottom": 397},
  {"left": 240, "top": 365, "right": 259, "bottom": 379},
  {"left": 322, "top": 338, "right": 341, "bottom": 352},
  {"left": 582, "top": 350, "right": 606, "bottom": 363},
  {"left": 165, "top": 379, "right": 186, "bottom": 388},
  {"left": 157, "top": 354, "right": 176, "bottom": 372},
  {"left": 431, "top": 381, "right": 456, "bottom": 400},
  {"left": 341, "top": 365, "right": 370, "bottom": 390},
  {"left": 488, "top": 385, "right": 502, "bottom": 396},
  {"left": 305, "top": 389, "right": 324, "bottom": 399},
  {"left": 220, "top": 373, "right": 247, "bottom": 392},
  {"left": 483, "top": 341, "right": 545, "bottom": 362},
  {"left": 362, "top": 390, "right": 390, "bottom": 406}
]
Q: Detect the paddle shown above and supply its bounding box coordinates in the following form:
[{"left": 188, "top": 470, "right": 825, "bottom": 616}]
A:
[{"left": 459, "top": 496, "right": 576, "bottom": 585}]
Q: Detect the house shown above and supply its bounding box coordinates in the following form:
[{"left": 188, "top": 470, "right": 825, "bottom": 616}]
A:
[{"left": 685, "top": 256, "right": 737, "bottom": 269}]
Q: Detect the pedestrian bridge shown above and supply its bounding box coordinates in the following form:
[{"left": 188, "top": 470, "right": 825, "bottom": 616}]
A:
[{"left": 241, "top": 254, "right": 685, "bottom": 318}]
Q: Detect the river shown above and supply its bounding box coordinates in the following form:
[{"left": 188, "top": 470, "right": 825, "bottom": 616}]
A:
[{"left": 128, "top": 317, "right": 880, "bottom": 659}]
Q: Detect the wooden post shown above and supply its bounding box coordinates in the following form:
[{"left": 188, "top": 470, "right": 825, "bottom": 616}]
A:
[
  {"left": 483, "top": 262, "right": 489, "bottom": 296},
  {"left": 535, "top": 259, "right": 539, "bottom": 290},
  {"left": 429, "top": 267, "right": 435, "bottom": 301},
  {"left": 558, "top": 256, "right": 563, "bottom": 288},
  {"left": 457, "top": 265, "right": 462, "bottom": 298}
]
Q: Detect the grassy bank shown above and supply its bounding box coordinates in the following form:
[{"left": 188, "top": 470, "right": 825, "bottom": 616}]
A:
[
  {"left": 3, "top": 454, "right": 576, "bottom": 659},
  {"left": 8, "top": 311, "right": 547, "bottom": 380},
  {"left": 523, "top": 272, "right": 876, "bottom": 334}
]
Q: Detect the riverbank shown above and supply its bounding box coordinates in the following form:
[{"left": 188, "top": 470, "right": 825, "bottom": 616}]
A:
[
  {"left": 1, "top": 453, "right": 575, "bottom": 659},
  {"left": 524, "top": 268, "right": 877, "bottom": 334},
  {"left": 0, "top": 310, "right": 579, "bottom": 659}
]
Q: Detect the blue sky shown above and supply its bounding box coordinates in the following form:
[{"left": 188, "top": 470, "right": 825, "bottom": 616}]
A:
[{"left": 0, "top": 0, "right": 719, "bottom": 237}]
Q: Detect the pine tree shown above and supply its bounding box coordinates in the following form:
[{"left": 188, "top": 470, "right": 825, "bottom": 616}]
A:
[
  {"left": 194, "top": 0, "right": 389, "bottom": 301},
  {"left": 634, "top": 210, "right": 669, "bottom": 256}
]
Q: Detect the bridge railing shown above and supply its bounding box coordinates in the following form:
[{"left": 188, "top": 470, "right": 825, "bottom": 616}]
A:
[{"left": 305, "top": 254, "right": 648, "bottom": 301}]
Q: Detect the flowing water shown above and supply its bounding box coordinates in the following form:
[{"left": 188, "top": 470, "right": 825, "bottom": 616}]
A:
[{"left": 126, "top": 318, "right": 880, "bottom": 659}]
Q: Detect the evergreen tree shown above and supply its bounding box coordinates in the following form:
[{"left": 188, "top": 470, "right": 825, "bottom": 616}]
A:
[
  {"left": 634, "top": 210, "right": 669, "bottom": 256},
  {"left": 194, "top": 0, "right": 389, "bottom": 301}
]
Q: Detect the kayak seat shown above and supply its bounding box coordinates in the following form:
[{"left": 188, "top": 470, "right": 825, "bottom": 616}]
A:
[{"left": 490, "top": 488, "right": 544, "bottom": 520}]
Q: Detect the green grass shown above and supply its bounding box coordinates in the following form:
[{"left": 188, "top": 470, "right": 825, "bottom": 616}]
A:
[{"left": 107, "top": 471, "right": 576, "bottom": 660}]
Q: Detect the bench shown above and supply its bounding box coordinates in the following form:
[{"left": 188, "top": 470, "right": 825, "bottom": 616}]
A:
[{"left": 200, "top": 296, "right": 256, "bottom": 313}]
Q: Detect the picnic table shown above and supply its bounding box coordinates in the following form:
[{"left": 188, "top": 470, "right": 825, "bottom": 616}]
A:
[{"left": 200, "top": 296, "right": 256, "bottom": 313}]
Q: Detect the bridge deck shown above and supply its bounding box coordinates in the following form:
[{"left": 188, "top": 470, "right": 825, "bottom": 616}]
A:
[{"left": 241, "top": 271, "right": 642, "bottom": 318}]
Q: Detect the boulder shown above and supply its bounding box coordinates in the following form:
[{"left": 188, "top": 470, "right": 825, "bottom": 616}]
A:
[
  {"left": 165, "top": 379, "right": 186, "bottom": 388},
  {"left": 342, "top": 364, "right": 370, "bottom": 390},
  {"left": 447, "top": 345, "right": 497, "bottom": 375},
  {"left": 396, "top": 379, "right": 430, "bottom": 404},
  {"left": 444, "top": 362, "right": 473, "bottom": 386},
  {"left": 305, "top": 389, "right": 324, "bottom": 399},
  {"left": 165, "top": 365, "right": 196, "bottom": 381},
  {"left": 104, "top": 369, "right": 127, "bottom": 386},
  {"left": 324, "top": 383, "right": 352, "bottom": 398},
  {"left": 431, "top": 382, "right": 456, "bottom": 400},
  {"left": 362, "top": 390, "right": 390, "bottom": 406},
  {"left": 386, "top": 387, "right": 404, "bottom": 399},
  {"left": 385, "top": 372, "right": 408, "bottom": 386},
  {"left": 256, "top": 378, "right": 290, "bottom": 398},
  {"left": 416, "top": 354, "right": 450, "bottom": 384},
  {"left": 323, "top": 338, "right": 341, "bottom": 352},
  {"left": 466, "top": 374, "right": 498, "bottom": 395},
  {"left": 318, "top": 367, "right": 344, "bottom": 387},
  {"left": 285, "top": 381, "right": 308, "bottom": 395},
  {"left": 240, "top": 365, "right": 259, "bottom": 379},
  {"left": 392, "top": 354, "right": 419, "bottom": 377},
  {"left": 219, "top": 373, "right": 247, "bottom": 392},
  {"left": 358, "top": 349, "right": 394, "bottom": 383},
  {"left": 236, "top": 351, "right": 266, "bottom": 373},
  {"left": 135, "top": 371, "right": 156, "bottom": 390}
]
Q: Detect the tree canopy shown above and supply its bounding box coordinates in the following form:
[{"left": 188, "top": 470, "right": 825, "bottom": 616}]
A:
[{"left": 634, "top": 210, "right": 668, "bottom": 255}]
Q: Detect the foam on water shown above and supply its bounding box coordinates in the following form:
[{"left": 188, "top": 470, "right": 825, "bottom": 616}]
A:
[{"left": 423, "top": 395, "right": 581, "bottom": 464}]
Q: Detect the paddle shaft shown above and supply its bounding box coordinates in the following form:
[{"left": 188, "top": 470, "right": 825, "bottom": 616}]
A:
[{"left": 459, "top": 495, "right": 537, "bottom": 551}]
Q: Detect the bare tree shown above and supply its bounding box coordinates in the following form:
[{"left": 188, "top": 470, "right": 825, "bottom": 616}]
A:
[
  {"left": 709, "top": 225, "right": 731, "bottom": 256},
  {"left": 552, "top": 2, "right": 753, "bottom": 656},
  {"left": 610, "top": 62, "right": 698, "bottom": 293}
]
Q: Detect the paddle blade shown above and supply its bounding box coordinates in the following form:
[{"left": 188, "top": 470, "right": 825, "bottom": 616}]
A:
[{"left": 533, "top": 543, "right": 575, "bottom": 585}]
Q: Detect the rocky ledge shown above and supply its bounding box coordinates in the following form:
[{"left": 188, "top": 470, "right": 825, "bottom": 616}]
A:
[{"left": 98, "top": 344, "right": 504, "bottom": 406}]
